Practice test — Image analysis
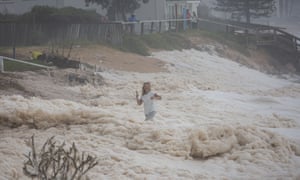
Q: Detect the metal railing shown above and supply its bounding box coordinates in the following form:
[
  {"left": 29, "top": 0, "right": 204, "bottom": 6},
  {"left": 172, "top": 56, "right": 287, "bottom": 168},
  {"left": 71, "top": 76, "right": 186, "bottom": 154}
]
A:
[{"left": 0, "top": 56, "right": 54, "bottom": 73}]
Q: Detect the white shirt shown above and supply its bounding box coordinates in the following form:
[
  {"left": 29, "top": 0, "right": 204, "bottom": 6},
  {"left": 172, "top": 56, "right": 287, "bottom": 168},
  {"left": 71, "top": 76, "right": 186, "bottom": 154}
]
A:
[{"left": 141, "top": 92, "right": 155, "bottom": 115}]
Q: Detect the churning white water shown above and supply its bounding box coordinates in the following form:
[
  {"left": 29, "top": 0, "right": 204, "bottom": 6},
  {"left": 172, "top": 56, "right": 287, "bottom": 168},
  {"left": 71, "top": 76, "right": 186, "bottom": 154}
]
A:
[{"left": 0, "top": 49, "right": 300, "bottom": 179}]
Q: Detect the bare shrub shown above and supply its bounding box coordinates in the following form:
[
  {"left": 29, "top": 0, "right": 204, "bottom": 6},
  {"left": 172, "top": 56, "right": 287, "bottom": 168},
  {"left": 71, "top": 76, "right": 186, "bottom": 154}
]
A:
[{"left": 23, "top": 135, "right": 98, "bottom": 180}]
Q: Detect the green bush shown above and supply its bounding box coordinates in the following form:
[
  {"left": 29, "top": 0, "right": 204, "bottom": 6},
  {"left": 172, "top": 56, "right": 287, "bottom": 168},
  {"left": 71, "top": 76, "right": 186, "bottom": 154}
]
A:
[
  {"left": 4, "top": 6, "right": 103, "bottom": 24},
  {"left": 121, "top": 35, "right": 149, "bottom": 56},
  {"left": 118, "top": 32, "right": 193, "bottom": 56},
  {"left": 141, "top": 32, "right": 191, "bottom": 50},
  {"left": 4, "top": 59, "right": 47, "bottom": 72},
  {"left": 184, "top": 29, "right": 250, "bottom": 56}
]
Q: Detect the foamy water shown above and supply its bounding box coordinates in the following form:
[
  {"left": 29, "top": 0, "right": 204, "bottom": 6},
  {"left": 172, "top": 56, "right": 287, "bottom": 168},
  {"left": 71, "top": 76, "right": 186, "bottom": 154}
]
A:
[{"left": 0, "top": 49, "right": 300, "bottom": 179}]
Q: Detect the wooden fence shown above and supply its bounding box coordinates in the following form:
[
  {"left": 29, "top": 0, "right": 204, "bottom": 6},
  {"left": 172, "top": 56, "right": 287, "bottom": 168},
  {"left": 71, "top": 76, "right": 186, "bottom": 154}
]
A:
[
  {"left": 120, "top": 18, "right": 195, "bottom": 35},
  {"left": 0, "top": 23, "right": 124, "bottom": 46},
  {"left": 196, "top": 18, "right": 300, "bottom": 53},
  {"left": 0, "top": 19, "right": 196, "bottom": 47},
  {"left": 1, "top": 19, "right": 299, "bottom": 54}
]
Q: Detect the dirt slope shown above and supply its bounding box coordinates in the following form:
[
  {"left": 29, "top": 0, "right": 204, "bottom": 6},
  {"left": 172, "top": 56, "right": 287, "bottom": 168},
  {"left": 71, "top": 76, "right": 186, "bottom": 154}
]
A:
[{"left": 1, "top": 45, "right": 166, "bottom": 73}]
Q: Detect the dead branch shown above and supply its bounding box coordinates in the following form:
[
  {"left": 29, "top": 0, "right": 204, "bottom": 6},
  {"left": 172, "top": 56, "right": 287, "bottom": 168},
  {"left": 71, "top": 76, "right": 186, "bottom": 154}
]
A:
[
  {"left": 23, "top": 135, "right": 98, "bottom": 180},
  {"left": 67, "top": 42, "right": 74, "bottom": 59}
]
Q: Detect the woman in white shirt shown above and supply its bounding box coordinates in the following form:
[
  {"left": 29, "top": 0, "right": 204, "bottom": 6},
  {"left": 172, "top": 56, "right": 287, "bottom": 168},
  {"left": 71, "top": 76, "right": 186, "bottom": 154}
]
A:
[{"left": 136, "top": 82, "right": 162, "bottom": 120}]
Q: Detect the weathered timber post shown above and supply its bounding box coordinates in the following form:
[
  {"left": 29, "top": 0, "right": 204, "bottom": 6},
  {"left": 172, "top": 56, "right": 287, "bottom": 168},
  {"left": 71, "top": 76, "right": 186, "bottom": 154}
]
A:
[
  {"left": 159, "top": 22, "right": 162, "bottom": 33},
  {"left": 293, "top": 38, "right": 297, "bottom": 51},
  {"left": 12, "top": 23, "right": 16, "bottom": 59},
  {"left": 151, "top": 22, "right": 154, "bottom": 33},
  {"left": 130, "top": 23, "right": 134, "bottom": 34},
  {"left": 273, "top": 29, "right": 277, "bottom": 42},
  {"left": 141, "top": 22, "right": 144, "bottom": 35},
  {"left": 255, "top": 28, "right": 259, "bottom": 46},
  {"left": 0, "top": 56, "right": 4, "bottom": 73}
]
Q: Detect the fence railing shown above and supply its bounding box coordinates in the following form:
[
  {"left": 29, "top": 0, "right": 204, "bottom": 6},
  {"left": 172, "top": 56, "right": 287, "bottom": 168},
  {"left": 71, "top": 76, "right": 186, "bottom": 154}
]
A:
[
  {"left": 0, "top": 18, "right": 299, "bottom": 52},
  {"left": 196, "top": 18, "right": 300, "bottom": 52},
  {"left": 0, "top": 19, "right": 199, "bottom": 47},
  {"left": 0, "top": 23, "right": 124, "bottom": 46},
  {"left": 119, "top": 18, "right": 196, "bottom": 34},
  {"left": 0, "top": 56, "right": 54, "bottom": 73}
]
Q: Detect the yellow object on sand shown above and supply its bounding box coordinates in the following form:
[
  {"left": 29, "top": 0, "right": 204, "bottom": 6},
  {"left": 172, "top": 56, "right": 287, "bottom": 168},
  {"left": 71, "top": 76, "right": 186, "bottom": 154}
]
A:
[{"left": 32, "top": 51, "right": 43, "bottom": 60}]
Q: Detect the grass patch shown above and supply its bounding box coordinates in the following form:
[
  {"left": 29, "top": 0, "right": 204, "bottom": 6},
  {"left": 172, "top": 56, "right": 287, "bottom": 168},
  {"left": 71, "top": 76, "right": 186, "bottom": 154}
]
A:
[
  {"left": 3, "top": 59, "right": 48, "bottom": 72},
  {"left": 2, "top": 29, "right": 252, "bottom": 59},
  {"left": 141, "top": 32, "right": 191, "bottom": 50},
  {"left": 0, "top": 47, "right": 11, "bottom": 56},
  {"left": 118, "top": 30, "right": 249, "bottom": 57},
  {"left": 120, "top": 35, "right": 150, "bottom": 56},
  {"left": 118, "top": 32, "right": 192, "bottom": 56},
  {"left": 184, "top": 29, "right": 251, "bottom": 56}
]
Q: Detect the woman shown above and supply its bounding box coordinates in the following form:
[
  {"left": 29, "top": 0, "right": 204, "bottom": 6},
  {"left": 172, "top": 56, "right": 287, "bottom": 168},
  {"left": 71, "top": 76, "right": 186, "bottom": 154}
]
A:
[{"left": 136, "top": 82, "right": 161, "bottom": 120}]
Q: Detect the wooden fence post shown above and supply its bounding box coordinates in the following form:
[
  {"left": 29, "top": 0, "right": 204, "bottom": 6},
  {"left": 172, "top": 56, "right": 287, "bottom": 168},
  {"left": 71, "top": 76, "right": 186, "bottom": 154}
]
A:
[
  {"left": 159, "top": 22, "right": 162, "bottom": 33},
  {"left": 293, "top": 38, "right": 297, "bottom": 51},
  {"left": 151, "top": 22, "right": 154, "bottom": 33},
  {"left": 141, "top": 22, "right": 144, "bottom": 35},
  {"left": 13, "top": 46, "right": 16, "bottom": 59},
  {"left": 130, "top": 24, "right": 134, "bottom": 33},
  {"left": 273, "top": 29, "right": 277, "bottom": 42},
  {"left": 0, "top": 56, "right": 4, "bottom": 73},
  {"left": 12, "top": 23, "right": 16, "bottom": 59}
]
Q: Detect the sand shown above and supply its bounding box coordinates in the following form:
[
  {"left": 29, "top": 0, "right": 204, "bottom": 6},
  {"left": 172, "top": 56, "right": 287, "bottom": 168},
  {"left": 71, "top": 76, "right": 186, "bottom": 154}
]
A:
[{"left": 4, "top": 45, "right": 166, "bottom": 73}]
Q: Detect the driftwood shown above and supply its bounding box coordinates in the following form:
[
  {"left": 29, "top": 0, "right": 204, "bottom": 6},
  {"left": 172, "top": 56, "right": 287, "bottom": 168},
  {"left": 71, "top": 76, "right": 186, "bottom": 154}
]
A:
[{"left": 23, "top": 135, "right": 98, "bottom": 180}]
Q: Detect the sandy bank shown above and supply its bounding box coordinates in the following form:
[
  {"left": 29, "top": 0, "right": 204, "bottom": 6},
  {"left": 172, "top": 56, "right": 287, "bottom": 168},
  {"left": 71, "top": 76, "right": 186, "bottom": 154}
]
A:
[{"left": 4, "top": 45, "right": 167, "bottom": 73}]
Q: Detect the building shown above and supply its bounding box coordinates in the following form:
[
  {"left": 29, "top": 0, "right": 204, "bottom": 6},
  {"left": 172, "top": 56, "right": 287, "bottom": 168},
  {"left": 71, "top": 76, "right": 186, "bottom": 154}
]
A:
[
  {"left": 135, "top": 0, "right": 202, "bottom": 21},
  {"left": 0, "top": 0, "right": 202, "bottom": 21},
  {"left": 135, "top": 0, "right": 166, "bottom": 20},
  {"left": 166, "top": 0, "right": 200, "bottom": 19},
  {"left": 276, "top": 0, "right": 300, "bottom": 17}
]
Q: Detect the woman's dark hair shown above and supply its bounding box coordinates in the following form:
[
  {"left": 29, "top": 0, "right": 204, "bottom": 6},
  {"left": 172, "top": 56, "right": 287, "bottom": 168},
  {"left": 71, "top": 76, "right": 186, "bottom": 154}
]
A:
[{"left": 142, "top": 82, "right": 151, "bottom": 96}]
